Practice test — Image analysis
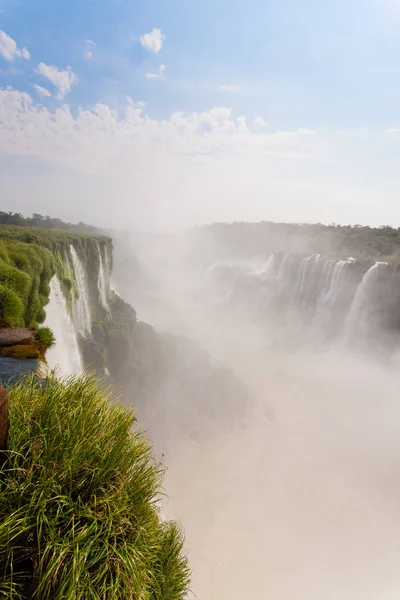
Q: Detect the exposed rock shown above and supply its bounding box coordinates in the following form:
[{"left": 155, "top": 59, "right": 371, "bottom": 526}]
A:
[
  {"left": 0, "top": 328, "right": 35, "bottom": 347},
  {"left": 0, "top": 386, "right": 8, "bottom": 450},
  {"left": 0, "top": 343, "right": 45, "bottom": 361}
]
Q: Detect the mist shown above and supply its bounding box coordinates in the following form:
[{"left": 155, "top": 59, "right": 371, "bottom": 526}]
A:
[
  {"left": 5, "top": 2, "right": 400, "bottom": 596},
  {"left": 110, "top": 227, "right": 400, "bottom": 600}
]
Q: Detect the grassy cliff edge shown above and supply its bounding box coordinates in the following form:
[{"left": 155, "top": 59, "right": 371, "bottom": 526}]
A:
[{"left": 0, "top": 374, "right": 190, "bottom": 599}]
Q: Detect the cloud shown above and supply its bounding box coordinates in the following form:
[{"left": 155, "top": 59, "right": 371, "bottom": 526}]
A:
[
  {"left": 140, "top": 28, "right": 166, "bottom": 53},
  {"left": 0, "top": 88, "right": 316, "bottom": 231},
  {"left": 3, "top": 86, "right": 394, "bottom": 233},
  {"left": 145, "top": 64, "right": 166, "bottom": 79},
  {"left": 217, "top": 85, "right": 239, "bottom": 93},
  {"left": 35, "top": 63, "right": 77, "bottom": 99},
  {"left": 33, "top": 84, "right": 51, "bottom": 98},
  {"left": 84, "top": 40, "right": 96, "bottom": 60},
  {"left": 126, "top": 96, "right": 146, "bottom": 107},
  {"left": 254, "top": 116, "right": 268, "bottom": 130},
  {"left": 0, "top": 30, "right": 30, "bottom": 61}
]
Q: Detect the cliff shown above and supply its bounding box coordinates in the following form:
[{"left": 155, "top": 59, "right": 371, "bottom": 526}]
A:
[{"left": 0, "top": 225, "right": 191, "bottom": 598}]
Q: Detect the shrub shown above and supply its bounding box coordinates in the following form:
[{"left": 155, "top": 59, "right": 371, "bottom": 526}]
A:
[
  {"left": 35, "top": 326, "right": 55, "bottom": 348},
  {"left": 0, "top": 374, "right": 190, "bottom": 599},
  {"left": 0, "top": 239, "right": 56, "bottom": 328},
  {"left": 0, "top": 284, "right": 25, "bottom": 327},
  {"left": 0, "top": 263, "right": 32, "bottom": 301}
]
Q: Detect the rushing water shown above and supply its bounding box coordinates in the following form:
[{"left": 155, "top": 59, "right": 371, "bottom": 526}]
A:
[
  {"left": 97, "top": 243, "right": 110, "bottom": 311},
  {"left": 70, "top": 245, "right": 92, "bottom": 335},
  {"left": 114, "top": 239, "right": 400, "bottom": 600},
  {"left": 45, "top": 275, "right": 83, "bottom": 376},
  {"left": 204, "top": 252, "right": 399, "bottom": 353},
  {"left": 344, "top": 261, "right": 388, "bottom": 341}
]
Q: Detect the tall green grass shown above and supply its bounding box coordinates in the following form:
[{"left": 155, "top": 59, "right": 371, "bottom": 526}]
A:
[{"left": 0, "top": 374, "right": 190, "bottom": 599}]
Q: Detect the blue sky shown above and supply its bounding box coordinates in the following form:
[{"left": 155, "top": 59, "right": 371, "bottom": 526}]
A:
[
  {"left": 1, "top": 0, "right": 400, "bottom": 230},
  {"left": 2, "top": 0, "right": 399, "bottom": 126}
]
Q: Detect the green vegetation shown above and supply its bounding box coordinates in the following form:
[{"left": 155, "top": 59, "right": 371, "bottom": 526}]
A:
[
  {"left": 0, "top": 224, "right": 112, "bottom": 334},
  {"left": 34, "top": 327, "right": 55, "bottom": 349},
  {"left": 0, "top": 342, "right": 45, "bottom": 361},
  {"left": 0, "top": 212, "right": 99, "bottom": 235},
  {"left": 0, "top": 239, "right": 54, "bottom": 328},
  {"left": 198, "top": 221, "right": 400, "bottom": 262},
  {"left": 0, "top": 374, "right": 190, "bottom": 599}
]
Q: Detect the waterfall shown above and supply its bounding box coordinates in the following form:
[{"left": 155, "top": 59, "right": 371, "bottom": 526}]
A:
[
  {"left": 276, "top": 253, "right": 291, "bottom": 284},
  {"left": 315, "top": 259, "right": 336, "bottom": 302},
  {"left": 70, "top": 245, "right": 92, "bottom": 335},
  {"left": 203, "top": 253, "right": 398, "bottom": 352},
  {"left": 260, "top": 253, "right": 276, "bottom": 282},
  {"left": 97, "top": 243, "right": 110, "bottom": 311},
  {"left": 344, "top": 262, "right": 387, "bottom": 339},
  {"left": 319, "top": 260, "right": 350, "bottom": 311},
  {"left": 293, "top": 254, "right": 321, "bottom": 306},
  {"left": 45, "top": 276, "right": 83, "bottom": 376}
]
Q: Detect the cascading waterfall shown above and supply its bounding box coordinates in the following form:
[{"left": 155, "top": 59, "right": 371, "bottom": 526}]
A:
[
  {"left": 70, "top": 245, "right": 92, "bottom": 335},
  {"left": 312, "top": 259, "right": 353, "bottom": 332},
  {"left": 293, "top": 254, "right": 321, "bottom": 308},
  {"left": 97, "top": 243, "right": 110, "bottom": 311},
  {"left": 204, "top": 253, "right": 397, "bottom": 351},
  {"left": 321, "top": 260, "right": 350, "bottom": 309},
  {"left": 344, "top": 261, "right": 387, "bottom": 340},
  {"left": 45, "top": 276, "right": 83, "bottom": 376},
  {"left": 315, "top": 259, "right": 336, "bottom": 303}
]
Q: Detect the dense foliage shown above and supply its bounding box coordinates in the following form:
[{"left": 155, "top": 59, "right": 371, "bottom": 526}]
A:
[
  {"left": 0, "top": 239, "right": 54, "bottom": 327},
  {"left": 0, "top": 374, "right": 190, "bottom": 599},
  {"left": 0, "top": 225, "right": 112, "bottom": 328},
  {"left": 34, "top": 326, "right": 55, "bottom": 348},
  {"left": 0, "top": 212, "right": 99, "bottom": 235},
  {"left": 194, "top": 221, "right": 400, "bottom": 261}
]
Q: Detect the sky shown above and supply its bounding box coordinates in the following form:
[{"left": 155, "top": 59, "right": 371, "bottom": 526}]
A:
[{"left": 1, "top": 0, "right": 400, "bottom": 231}]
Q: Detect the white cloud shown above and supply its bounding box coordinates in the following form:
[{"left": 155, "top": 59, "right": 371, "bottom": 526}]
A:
[
  {"left": 35, "top": 63, "right": 77, "bottom": 99},
  {"left": 126, "top": 96, "right": 146, "bottom": 107},
  {"left": 217, "top": 85, "right": 239, "bottom": 93},
  {"left": 33, "top": 84, "right": 51, "bottom": 98},
  {"left": 140, "top": 28, "right": 166, "bottom": 53},
  {"left": 84, "top": 40, "right": 96, "bottom": 60},
  {"left": 0, "top": 87, "right": 321, "bottom": 230},
  {"left": 2, "top": 86, "right": 396, "bottom": 233},
  {"left": 0, "top": 30, "right": 30, "bottom": 62},
  {"left": 145, "top": 64, "right": 166, "bottom": 79},
  {"left": 254, "top": 116, "right": 268, "bottom": 130}
]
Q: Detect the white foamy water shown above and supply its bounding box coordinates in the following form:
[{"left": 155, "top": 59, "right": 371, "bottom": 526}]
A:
[
  {"left": 114, "top": 236, "right": 400, "bottom": 600},
  {"left": 70, "top": 245, "right": 92, "bottom": 335},
  {"left": 97, "top": 243, "right": 110, "bottom": 311},
  {"left": 344, "top": 261, "right": 387, "bottom": 339},
  {"left": 45, "top": 276, "right": 83, "bottom": 375},
  {"left": 146, "top": 285, "right": 400, "bottom": 600}
]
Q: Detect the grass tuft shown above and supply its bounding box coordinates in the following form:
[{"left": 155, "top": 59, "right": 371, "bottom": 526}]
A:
[
  {"left": 0, "top": 374, "right": 190, "bottom": 599},
  {"left": 34, "top": 327, "right": 55, "bottom": 349}
]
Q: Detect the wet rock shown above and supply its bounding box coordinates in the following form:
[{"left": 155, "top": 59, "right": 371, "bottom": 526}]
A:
[
  {"left": 0, "top": 386, "right": 8, "bottom": 451},
  {"left": 0, "top": 328, "right": 35, "bottom": 347},
  {"left": 0, "top": 343, "right": 44, "bottom": 361}
]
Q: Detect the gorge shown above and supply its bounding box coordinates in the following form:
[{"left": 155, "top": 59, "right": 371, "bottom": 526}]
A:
[{"left": 3, "top": 219, "right": 400, "bottom": 599}]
